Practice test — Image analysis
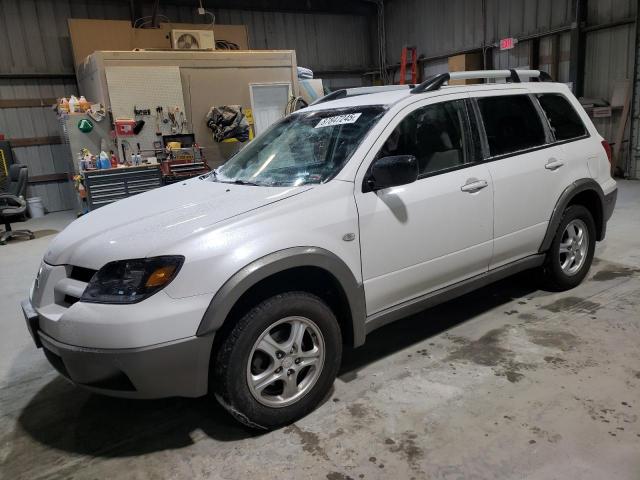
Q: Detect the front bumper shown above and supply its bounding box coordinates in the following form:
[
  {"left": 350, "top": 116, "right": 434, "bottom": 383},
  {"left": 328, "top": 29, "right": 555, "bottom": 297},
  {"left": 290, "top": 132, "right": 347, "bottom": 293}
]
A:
[{"left": 22, "top": 299, "right": 214, "bottom": 399}]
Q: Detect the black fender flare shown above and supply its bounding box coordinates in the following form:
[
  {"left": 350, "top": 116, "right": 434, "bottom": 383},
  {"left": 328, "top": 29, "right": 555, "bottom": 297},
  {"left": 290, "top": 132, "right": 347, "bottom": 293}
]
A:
[
  {"left": 538, "top": 178, "right": 605, "bottom": 253},
  {"left": 196, "top": 247, "right": 367, "bottom": 347}
]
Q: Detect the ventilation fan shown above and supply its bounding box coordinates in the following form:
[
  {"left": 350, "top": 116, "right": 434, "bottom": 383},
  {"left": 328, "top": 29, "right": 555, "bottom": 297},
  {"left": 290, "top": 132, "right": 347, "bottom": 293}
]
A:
[{"left": 170, "top": 30, "right": 215, "bottom": 50}]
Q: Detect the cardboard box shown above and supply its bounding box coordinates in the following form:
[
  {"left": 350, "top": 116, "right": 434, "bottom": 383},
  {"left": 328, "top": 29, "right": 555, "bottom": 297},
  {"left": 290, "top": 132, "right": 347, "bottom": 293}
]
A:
[{"left": 448, "top": 53, "right": 484, "bottom": 85}]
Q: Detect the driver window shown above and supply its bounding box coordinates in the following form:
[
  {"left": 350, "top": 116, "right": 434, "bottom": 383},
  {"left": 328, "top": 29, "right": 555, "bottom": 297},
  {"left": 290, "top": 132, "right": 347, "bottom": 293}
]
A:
[{"left": 377, "top": 100, "right": 470, "bottom": 176}]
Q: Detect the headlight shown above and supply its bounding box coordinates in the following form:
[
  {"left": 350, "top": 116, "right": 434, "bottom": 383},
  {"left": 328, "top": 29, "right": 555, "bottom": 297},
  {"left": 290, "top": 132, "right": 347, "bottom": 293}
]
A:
[{"left": 80, "top": 256, "right": 184, "bottom": 304}]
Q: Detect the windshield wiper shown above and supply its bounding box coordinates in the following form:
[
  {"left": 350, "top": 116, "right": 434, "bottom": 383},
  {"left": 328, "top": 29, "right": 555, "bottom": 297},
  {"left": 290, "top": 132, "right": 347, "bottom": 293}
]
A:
[
  {"left": 202, "top": 169, "right": 218, "bottom": 181},
  {"left": 232, "top": 179, "right": 261, "bottom": 186}
]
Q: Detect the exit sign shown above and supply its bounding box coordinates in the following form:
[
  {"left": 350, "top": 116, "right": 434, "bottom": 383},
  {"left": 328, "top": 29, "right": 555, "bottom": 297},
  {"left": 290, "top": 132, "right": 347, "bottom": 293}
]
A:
[{"left": 500, "top": 37, "right": 517, "bottom": 50}]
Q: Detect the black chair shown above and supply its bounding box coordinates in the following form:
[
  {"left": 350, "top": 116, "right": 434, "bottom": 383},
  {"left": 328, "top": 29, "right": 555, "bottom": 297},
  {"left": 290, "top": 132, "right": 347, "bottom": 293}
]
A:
[{"left": 0, "top": 164, "right": 34, "bottom": 245}]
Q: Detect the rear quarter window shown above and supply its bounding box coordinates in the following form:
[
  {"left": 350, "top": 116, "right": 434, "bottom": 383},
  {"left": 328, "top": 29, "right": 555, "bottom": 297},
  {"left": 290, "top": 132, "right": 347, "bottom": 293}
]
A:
[
  {"left": 536, "top": 93, "right": 587, "bottom": 141},
  {"left": 476, "top": 95, "right": 547, "bottom": 157}
]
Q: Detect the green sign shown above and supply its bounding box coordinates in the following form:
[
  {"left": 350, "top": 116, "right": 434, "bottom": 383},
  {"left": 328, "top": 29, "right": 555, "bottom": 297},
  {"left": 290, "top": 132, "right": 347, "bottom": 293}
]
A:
[{"left": 78, "top": 118, "right": 94, "bottom": 133}]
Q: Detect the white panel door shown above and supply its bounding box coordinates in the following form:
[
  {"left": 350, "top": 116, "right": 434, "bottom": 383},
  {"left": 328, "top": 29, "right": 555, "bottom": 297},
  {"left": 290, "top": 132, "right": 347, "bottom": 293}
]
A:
[{"left": 250, "top": 83, "right": 291, "bottom": 136}]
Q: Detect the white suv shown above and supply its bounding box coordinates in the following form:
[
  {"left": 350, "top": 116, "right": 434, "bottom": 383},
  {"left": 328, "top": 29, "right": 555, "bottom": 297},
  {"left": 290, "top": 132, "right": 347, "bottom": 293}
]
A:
[{"left": 22, "top": 70, "right": 617, "bottom": 429}]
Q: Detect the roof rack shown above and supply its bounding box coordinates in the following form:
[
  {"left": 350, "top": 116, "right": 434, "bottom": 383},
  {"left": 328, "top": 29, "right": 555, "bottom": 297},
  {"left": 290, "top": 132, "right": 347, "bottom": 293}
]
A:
[
  {"left": 310, "top": 84, "right": 412, "bottom": 106},
  {"left": 410, "top": 69, "right": 553, "bottom": 94}
]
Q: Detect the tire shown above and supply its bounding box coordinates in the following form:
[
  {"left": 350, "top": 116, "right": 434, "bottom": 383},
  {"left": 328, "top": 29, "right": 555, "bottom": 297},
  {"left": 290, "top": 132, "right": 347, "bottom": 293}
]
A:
[
  {"left": 542, "top": 204, "right": 596, "bottom": 291},
  {"left": 212, "top": 291, "right": 342, "bottom": 430}
]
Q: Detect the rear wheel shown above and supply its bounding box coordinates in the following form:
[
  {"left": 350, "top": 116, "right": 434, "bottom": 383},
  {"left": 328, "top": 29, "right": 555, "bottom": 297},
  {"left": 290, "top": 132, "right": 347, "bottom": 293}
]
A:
[
  {"left": 212, "top": 292, "right": 342, "bottom": 430},
  {"left": 542, "top": 205, "right": 596, "bottom": 291}
]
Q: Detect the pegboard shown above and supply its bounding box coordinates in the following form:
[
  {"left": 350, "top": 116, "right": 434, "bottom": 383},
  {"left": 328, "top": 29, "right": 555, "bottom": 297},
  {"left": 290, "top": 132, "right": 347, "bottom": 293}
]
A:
[{"left": 105, "top": 66, "right": 186, "bottom": 158}]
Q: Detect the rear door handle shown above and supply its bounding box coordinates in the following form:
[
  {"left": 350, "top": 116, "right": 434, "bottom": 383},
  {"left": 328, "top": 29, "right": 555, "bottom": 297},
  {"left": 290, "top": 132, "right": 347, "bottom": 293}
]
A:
[
  {"left": 545, "top": 159, "right": 564, "bottom": 170},
  {"left": 460, "top": 179, "right": 488, "bottom": 193}
]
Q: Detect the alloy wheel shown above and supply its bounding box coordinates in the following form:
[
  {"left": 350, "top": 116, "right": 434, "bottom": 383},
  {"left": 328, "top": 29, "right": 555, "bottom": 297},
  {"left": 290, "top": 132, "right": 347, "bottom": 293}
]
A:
[
  {"left": 559, "top": 218, "right": 589, "bottom": 276},
  {"left": 246, "top": 316, "right": 325, "bottom": 407}
]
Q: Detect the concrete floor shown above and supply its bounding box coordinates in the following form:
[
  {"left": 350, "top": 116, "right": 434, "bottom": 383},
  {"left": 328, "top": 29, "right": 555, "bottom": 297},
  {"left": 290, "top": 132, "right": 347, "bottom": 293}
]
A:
[{"left": 1, "top": 181, "right": 639, "bottom": 480}]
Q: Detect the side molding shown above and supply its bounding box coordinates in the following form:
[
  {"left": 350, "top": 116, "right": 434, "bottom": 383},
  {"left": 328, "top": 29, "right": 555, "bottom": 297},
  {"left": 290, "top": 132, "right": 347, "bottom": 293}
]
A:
[
  {"left": 365, "top": 254, "right": 545, "bottom": 335},
  {"left": 538, "top": 178, "right": 605, "bottom": 253},
  {"left": 196, "top": 247, "right": 367, "bottom": 347}
]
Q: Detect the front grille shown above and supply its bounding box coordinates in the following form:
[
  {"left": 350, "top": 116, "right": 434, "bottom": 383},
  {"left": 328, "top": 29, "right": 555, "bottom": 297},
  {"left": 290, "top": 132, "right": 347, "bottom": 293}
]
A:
[{"left": 69, "top": 266, "right": 97, "bottom": 283}]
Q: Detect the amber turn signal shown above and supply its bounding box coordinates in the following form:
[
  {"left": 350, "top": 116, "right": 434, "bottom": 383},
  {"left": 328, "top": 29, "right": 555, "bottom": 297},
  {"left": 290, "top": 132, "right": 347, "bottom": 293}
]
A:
[{"left": 145, "top": 265, "right": 178, "bottom": 288}]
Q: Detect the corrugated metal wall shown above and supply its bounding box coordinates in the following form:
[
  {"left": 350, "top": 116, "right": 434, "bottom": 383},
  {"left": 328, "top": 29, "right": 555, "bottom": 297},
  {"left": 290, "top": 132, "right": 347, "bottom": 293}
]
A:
[
  {"left": 0, "top": 0, "right": 374, "bottom": 212},
  {"left": 0, "top": 1, "right": 374, "bottom": 76},
  {"left": 0, "top": 78, "right": 78, "bottom": 212},
  {"left": 1, "top": 0, "right": 638, "bottom": 213},
  {"left": 384, "top": 0, "right": 484, "bottom": 62},
  {"left": 384, "top": 0, "right": 573, "bottom": 64},
  {"left": 385, "top": 0, "right": 637, "bottom": 176},
  {"left": 584, "top": 0, "right": 637, "bottom": 174}
]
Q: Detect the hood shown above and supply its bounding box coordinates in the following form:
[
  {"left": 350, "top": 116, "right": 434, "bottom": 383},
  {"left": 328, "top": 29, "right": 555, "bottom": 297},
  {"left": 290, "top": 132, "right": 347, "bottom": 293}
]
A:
[{"left": 45, "top": 178, "right": 312, "bottom": 269}]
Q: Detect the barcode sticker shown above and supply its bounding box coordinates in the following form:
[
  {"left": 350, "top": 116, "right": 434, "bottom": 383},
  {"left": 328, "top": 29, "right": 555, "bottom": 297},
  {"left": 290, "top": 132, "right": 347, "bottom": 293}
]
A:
[{"left": 315, "top": 113, "right": 362, "bottom": 128}]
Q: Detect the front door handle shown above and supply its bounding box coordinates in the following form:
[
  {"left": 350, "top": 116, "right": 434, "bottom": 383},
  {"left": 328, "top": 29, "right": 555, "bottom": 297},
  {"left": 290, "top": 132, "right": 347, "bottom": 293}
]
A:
[
  {"left": 460, "top": 179, "right": 488, "bottom": 193},
  {"left": 545, "top": 159, "right": 564, "bottom": 170}
]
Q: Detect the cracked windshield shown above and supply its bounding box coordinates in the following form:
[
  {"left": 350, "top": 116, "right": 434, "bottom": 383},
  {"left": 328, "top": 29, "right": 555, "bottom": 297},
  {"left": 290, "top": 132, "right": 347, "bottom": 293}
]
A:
[{"left": 212, "top": 106, "right": 385, "bottom": 186}]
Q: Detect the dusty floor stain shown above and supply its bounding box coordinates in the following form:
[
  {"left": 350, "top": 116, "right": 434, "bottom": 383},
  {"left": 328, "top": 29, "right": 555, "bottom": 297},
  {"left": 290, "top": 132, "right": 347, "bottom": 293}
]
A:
[
  {"left": 526, "top": 329, "right": 580, "bottom": 352},
  {"left": 592, "top": 265, "right": 640, "bottom": 281},
  {"left": 387, "top": 431, "right": 424, "bottom": 466},
  {"left": 446, "top": 327, "right": 536, "bottom": 383},
  {"left": 326, "top": 472, "right": 354, "bottom": 480},
  {"left": 541, "top": 296, "right": 601, "bottom": 314},
  {"left": 544, "top": 356, "right": 567, "bottom": 366},
  {"left": 347, "top": 403, "right": 368, "bottom": 419},
  {"left": 284, "top": 424, "right": 329, "bottom": 460},
  {"left": 446, "top": 328, "right": 512, "bottom": 367}
]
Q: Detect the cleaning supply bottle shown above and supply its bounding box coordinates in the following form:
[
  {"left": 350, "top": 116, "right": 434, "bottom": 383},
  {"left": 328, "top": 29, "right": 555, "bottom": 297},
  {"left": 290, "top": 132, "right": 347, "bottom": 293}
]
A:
[
  {"left": 109, "top": 150, "right": 118, "bottom": 168},
  {"left": 78, "top": 96, "right": 90, "bottom": 112},
  {"left": 78, "top": 150, "right": 86, "bottom": 171},
  {"left": 99, "top": 151, "right": 110, "bottom": 169},
  {"left": 59, "top": 97, "right": 69, "bottom": 113},
  {"left": 68, "top": 95, "right": 79, "bottom": 113}
]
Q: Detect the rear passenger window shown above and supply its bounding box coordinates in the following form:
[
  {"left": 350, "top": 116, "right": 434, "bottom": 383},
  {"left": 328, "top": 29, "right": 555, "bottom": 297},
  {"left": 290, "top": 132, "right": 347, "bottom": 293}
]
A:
[
  {"left": 377, "top": 100, "right": 471, "bottom": 176},
  {"left": 477, "top": 95, "right": 546, "bottom": 157},
  {"left": 537, "top": 93, "right": 587, "bottom": 141}
]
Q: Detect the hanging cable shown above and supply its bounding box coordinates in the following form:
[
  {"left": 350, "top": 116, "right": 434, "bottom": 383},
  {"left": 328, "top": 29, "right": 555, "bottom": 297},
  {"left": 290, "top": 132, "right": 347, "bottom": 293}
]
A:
[{"left": 363, "top": 0, "right": 389, "bottom": 85}]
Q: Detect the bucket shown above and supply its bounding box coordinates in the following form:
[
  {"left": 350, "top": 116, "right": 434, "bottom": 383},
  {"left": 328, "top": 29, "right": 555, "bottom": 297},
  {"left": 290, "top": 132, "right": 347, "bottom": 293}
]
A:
[{"left": 27, "top": 197, "right": 45, "bottom": 218}]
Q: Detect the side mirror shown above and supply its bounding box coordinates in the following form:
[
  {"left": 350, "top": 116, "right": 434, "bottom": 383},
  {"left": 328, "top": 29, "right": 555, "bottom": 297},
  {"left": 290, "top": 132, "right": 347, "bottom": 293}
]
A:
[{"left": 364, "top": 155, "right": 418, "bottom": 192}]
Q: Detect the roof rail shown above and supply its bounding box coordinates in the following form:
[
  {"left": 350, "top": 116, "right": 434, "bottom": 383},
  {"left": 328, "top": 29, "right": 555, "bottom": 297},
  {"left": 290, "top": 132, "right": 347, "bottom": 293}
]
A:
[
  {"left": 410, "top": 69, "right": 553, "bottom": 94},
  {"left": 310, "top": 84, "right": 412, "bottom": 106}
]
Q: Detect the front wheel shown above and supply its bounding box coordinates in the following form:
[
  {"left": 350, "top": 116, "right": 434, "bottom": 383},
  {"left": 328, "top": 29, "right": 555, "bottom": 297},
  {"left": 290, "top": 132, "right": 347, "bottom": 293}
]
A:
[
  {"left": 542, "top": 204, "right": 596, "bottom": 291},
  {"left": 212, "top": 292, "right": 342, "bottom": 430}
]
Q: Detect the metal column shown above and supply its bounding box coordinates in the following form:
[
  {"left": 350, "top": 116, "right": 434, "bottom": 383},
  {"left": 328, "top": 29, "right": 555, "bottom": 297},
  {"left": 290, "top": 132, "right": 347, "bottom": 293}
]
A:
[
  {"left": 630, "top": 5, "right": 640, "bottom": 179},
  {"left": 569, "top": 0, "right": 588, "bottom": 97}
]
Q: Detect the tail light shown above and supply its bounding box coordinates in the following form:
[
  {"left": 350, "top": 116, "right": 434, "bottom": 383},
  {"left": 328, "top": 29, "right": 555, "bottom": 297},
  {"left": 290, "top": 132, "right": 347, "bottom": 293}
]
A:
[{"left": 601, "top": 140, "right": 612, "bottom": 166}]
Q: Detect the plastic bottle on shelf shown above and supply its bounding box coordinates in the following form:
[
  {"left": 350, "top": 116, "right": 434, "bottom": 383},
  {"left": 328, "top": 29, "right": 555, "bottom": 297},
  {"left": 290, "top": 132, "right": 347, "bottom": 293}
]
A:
[
  {"left": 77, "top": 150, "right": 86, "bottom": 171},
  {"left": 99, "top": 151, "right": 110, "bottom": 169},
  {"left": 78, "top": 96, "right": 90, "bottom": 112},
  {"left": 59, "top": 97, "right": 69, "bottom": 113},
  {"left": 68, "top": 95, "right": 79, "bottom": 113},
  {"left": 109, "top": 150, "right": 118, "bottom": 168}
]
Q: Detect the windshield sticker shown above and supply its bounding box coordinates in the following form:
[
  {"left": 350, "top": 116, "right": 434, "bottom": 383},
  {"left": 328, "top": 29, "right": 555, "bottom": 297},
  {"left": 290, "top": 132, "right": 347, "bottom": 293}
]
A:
[{"left": 315, "top": 113, "right": 362, "bottom": 128}]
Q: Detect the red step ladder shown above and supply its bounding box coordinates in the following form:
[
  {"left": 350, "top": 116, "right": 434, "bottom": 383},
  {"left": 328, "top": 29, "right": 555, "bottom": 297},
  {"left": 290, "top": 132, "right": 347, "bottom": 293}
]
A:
[{"left": 399, "top": 46, "right": 417, "bottom": 85}]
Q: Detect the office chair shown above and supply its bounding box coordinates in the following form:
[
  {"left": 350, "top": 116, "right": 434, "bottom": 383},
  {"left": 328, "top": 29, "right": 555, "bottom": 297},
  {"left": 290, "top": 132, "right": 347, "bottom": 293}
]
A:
[{"left": 0, "top": 164, "right": 34, "bottom": 245}]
